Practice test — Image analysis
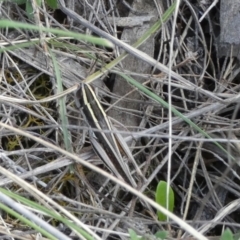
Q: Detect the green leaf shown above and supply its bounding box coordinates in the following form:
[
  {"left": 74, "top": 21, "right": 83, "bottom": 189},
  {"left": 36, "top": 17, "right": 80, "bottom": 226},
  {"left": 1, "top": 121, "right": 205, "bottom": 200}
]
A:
[
  {"left": 155, "top": 181, "right": 174, "bottom": 221},
  {"left": 233, "top": 231, "right": 240, "bottom": 240},
  {"left": 220, "top": 229, "right": 234, "bottom": 240},
  {"left": 45, "top": 0, "right": 58, "bottom": 9},
  {"left": 13, "top": 0, "right": 26, "bottom": 4},
  {"left": 25, "top": 0, "right": 42, "bottom": 19},
  {"left": 155, "top": 231, "right": 168, "bottom": 239},
  {"left": 129, "top": 229, "right": 141, "bottom": 240},
  {"left": 25, "top": 0, "right": 33, "bottom": 19}
]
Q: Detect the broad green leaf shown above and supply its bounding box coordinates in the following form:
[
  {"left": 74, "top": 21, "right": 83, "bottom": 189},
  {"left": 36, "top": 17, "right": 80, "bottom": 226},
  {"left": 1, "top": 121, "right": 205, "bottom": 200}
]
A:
[
  {"left": 129, "top": 229, "right": 141, "bottom": 240},
  {"left": 25, "top": 0, "right": 33, "bottom": 19},
  {"left": 155, "top": 181, "right": 174, "bottom": 221},
  {"left": 155, "top": 231, "right": 168, "bottom": 239},
  {"left": 46, "top": 0, "right": 57, "bottom": 9},
  {"left": 13, "top": 0, "right": 26, "bottom": 4},
  {"left": 220, "top": 229, "right": 234, "bottom": 240},
  {"left": 233, "top": 231, "right": 240, "bottom": 240},
  {"left": 25, "top": 0, "right": 42, "bottom": 19}
]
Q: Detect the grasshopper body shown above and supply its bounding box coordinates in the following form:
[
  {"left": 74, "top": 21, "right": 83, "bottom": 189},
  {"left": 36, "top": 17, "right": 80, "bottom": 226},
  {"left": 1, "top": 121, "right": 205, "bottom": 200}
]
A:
[{"left": 75, "top": 83, "right": 137, "bottom": 187}]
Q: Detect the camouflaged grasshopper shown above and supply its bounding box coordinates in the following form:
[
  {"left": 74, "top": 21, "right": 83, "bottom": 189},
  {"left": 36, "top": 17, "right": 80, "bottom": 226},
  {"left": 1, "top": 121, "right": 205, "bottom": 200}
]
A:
[{"left": 75, "top": 83, "right": 142, "bottom": 187}]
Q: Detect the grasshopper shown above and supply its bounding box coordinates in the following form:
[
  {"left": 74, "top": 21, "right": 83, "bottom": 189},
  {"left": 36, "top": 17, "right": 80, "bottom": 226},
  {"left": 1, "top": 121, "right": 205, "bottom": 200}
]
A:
[{"left": 75, "top": 83, "right": 142, "bottom": 188}]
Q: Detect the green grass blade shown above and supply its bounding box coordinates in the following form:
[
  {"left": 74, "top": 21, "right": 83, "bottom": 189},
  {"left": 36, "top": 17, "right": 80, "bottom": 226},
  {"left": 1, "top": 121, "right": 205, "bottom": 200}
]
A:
[
  {"left": 0, "top": 187, "right": 94, "bottom": 240},
  {"left": 0, "top": 20, "right": 113, "bottom": 48},
  {"left": 117, "top": 72, "right": 235, "bottom": 161},
  {"left": 0, "top": 39, "right": 41, "bottom": 53},
  {"left": 0, "top": 202, "right": 57, "bottom": 240},
  {"left": 50, "top": 49, "right": 72, "bottom": 153}
]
